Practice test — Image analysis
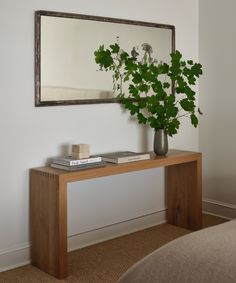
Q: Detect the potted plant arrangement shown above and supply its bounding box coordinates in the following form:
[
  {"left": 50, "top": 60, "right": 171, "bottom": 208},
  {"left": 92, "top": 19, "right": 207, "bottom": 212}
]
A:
[{"left": 94, "top": 42, "right": 203, "bottom": 155}]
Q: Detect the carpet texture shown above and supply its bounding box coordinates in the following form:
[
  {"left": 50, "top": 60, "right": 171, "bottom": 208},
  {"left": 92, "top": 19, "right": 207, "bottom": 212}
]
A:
[{"left": 0, "top": 214, "right": 226, "bottom": 283}]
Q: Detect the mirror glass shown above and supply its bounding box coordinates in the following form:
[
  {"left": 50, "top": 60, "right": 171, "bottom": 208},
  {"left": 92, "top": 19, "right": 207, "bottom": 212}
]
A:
[{"left": 35, "top": 11, "right": 175, "bottom": 106}]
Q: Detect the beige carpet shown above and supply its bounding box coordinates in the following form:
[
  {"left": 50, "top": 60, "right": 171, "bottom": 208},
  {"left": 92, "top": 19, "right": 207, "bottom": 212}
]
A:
[{"left": 0, "top": 214, "right": 226, "bottom": 283}]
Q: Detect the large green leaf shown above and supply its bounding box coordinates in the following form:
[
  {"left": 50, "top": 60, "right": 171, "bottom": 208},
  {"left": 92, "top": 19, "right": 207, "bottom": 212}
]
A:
[
  {"left": 166, "top": 106, "right": 178, "bottom": 118},
  {"left": 129, "top": 85, "right": 139, "bottom": 97},
  {"left": 180, "top": 98, "right": 194, "bottom": 112},
  {"left": 191, "top": 113, "right": 198, "bottom": 127},
  {"left": 138, "top": 83, "right": 149, "bottom": 93},
  {"left": 132, "top": 73, "right": 142, "bottom": 84},
  {"left": 109, "top": 43, "right": 120, "bottom": 53},
  {"left": 166, "top": 118, "right": 180, "bottom": 136},
  {"left": 94, "top": 48, "right": 113, "bottom": 68},
  {"left": 137, "top": 113, "right": 147, "bottom": 124}
]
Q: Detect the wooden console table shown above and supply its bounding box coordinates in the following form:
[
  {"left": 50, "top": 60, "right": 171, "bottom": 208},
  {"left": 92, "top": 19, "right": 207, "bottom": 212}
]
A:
[{"left": 30, "top": 150, "right": 202, "bottom": 279}]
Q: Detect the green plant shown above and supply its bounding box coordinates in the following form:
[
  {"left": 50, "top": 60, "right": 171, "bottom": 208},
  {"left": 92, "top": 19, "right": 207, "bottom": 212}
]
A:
[{"left": 94, "top": 43, "right": 203, "bottom": 136}]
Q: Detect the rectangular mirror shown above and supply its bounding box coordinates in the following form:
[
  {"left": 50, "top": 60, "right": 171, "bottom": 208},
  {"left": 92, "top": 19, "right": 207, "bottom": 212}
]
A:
[{"left": 35, "top": 11, "right": 175, "bottom": 106}]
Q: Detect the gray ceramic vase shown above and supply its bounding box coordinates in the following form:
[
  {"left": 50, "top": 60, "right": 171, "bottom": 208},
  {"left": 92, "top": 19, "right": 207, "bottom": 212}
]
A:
[{"left": 153, "top": 129, "right": 168, "bottom": 156}]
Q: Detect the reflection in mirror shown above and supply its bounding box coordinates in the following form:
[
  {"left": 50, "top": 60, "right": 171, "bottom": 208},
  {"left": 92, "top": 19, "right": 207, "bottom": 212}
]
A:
[{"left": 35, "top": 11, "right": 175, "bottom": 106}]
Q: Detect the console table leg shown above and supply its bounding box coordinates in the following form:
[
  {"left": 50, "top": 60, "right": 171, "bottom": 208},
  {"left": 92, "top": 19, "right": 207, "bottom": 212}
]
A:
[
  {"left": 166, "top": 159, "right": 202, "bottom": 230},
  {"left": 30, "top": 170, "right": 67, "bottom": 278}
]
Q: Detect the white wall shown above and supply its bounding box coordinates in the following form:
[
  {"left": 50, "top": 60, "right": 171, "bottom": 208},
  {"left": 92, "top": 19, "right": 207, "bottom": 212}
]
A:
[
  {"left": 0, "top": 0, "right": 199, "bottom": 269},
  {"left": 199, "top": 0, "right": 236, "bottom": 216}
]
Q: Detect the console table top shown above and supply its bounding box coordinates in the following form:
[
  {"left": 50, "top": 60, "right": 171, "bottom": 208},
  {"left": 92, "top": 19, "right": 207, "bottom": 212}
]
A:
[{"left": 31, "top": 149, "right": 201, "bottom": 182}]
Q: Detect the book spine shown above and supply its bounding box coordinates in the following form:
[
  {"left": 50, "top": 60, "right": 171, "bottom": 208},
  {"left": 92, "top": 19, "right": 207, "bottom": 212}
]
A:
[
  {"left": 51, "top": 161, "right": 105, "bottom": 171},
  {"left": 101, "top": 157, "right": 116, "bottom": 163},
  {"left": 102, "top": 154, "right": 150, "bottom": 164},
  {"left": 54, "top": 157, "right": 102, "bottom": 166},
  {"left": 119, "top": 154, "right": 150, "bottom": 163},
  {"left": 70, "top": 157, "right": 101, "bottom": 165}
]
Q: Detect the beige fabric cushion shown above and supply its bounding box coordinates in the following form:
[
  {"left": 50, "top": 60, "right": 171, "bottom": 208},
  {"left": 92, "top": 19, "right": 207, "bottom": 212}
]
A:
[{"left": 117, "top": 219, "right": 236, "bottom": 283}]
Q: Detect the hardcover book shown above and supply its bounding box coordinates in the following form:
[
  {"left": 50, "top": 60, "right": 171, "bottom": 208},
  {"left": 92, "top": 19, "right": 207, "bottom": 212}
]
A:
[
  {"left": 52, "top": 155, "right": 102, "bottom": 166},
  {"left": 51, "top": 161, "right": 106, "bottom": 171},
  {"left": 101, "top": 151, "right": 150, "bottom": 164}
]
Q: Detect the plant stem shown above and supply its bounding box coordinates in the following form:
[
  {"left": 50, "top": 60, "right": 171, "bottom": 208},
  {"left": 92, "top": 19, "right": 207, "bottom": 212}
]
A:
[{"left": 176, "top": 113, "right": 190, "bottom": 119}]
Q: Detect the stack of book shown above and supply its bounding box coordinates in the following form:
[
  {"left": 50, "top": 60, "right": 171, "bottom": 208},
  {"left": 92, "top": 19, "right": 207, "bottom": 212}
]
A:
[{"left": 51, "top": 156, "right": 106, "bottom": 171}]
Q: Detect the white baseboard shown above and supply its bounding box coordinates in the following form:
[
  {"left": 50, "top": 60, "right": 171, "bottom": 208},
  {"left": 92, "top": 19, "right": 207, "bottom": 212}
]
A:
[
  {"left": 203, "top": 198, "right": 236, "bottom": 220},
  {"left": 0, "top": 209, "right": 167, "bottom": 272},
  {"left": 0, "top": 244, "right": 30, "bottom": 273},
  {"left": 68, "top": 209, "right": 167, "bottom": 252}
]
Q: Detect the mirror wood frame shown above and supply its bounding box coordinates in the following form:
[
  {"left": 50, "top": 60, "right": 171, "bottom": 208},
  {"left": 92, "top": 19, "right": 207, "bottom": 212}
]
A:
[{"left": 35, "top": 10, "right": 175, "bottom": 107}]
